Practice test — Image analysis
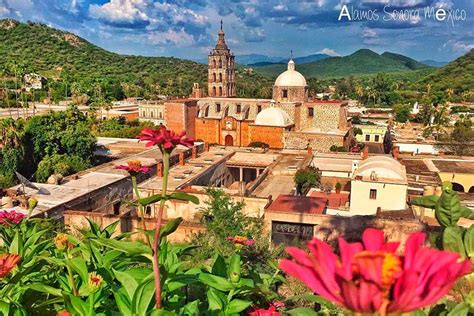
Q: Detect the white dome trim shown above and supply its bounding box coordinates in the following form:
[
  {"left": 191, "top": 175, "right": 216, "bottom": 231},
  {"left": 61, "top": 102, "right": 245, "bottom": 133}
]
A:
[
  {"left": 274, "top": 59, "right": 307, "bottom": 87},
  {"left": 254, "top": 107, "right": 293, "bottom": 127}
]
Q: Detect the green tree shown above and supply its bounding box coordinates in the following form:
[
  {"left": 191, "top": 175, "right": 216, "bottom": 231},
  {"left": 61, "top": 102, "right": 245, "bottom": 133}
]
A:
[
  {"left": 393, "top": 104, "right": 411, "bottom": 123},
  {"left": 294, "top": 166, "right": 321, "bottom": 195},
  {"left": 442, "top": 115, "right": 474, "bottom": 156}
]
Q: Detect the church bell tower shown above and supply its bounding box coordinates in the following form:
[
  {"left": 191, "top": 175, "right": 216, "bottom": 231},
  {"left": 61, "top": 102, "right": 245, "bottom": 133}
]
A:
[{"left": 208, "top": 21, "right": 236, "bottom": 98}]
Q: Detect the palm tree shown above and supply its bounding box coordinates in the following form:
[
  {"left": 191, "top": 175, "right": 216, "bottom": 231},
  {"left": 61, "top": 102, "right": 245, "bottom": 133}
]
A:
[
  {"left": 424, "top": 104, "right": 450, "bottom": 140},
  {"left": 6, "top": 60, "right": 20, "bottom": 118},
  {"left": 355, "top": 84, "right": 364, "bottom": 104},
  {"left": 0, "top": 68, "right": 12, "bottom": 118}
]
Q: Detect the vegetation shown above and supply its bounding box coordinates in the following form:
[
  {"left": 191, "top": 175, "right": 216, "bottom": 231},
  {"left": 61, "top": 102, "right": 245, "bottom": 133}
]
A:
[
  {"left": 294, "top": 166, "right": 321, "bottom": 195},
  {"left": 0, "top": 19, "right": 274, "bottom": 107},
  {"left": 0, "top": 108, "right": 96, "bottom": 187},
  {"left": 94, "top": 117, "right": 155, "bottom": 139}
]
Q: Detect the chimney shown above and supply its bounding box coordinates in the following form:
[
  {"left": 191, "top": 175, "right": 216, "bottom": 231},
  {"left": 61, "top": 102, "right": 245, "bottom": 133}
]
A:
[
  {"left": 157, "top": 162, "right": 163, "bottom": 177},
  {"left": 362, "top": 146, "right": 369, "bottom": 160},
  {"left": 204, "top": 142, "right": 210, "bottom": 152},
  {"left": 307, "top": 146, "right": 313, "bottom": 156},
  {"left": 192, "top": 146, "right": 198, "bottom": 159},
  {"left": 392, "top": 145, "right": 400, "bottom": 160},
  {"left": 179, "top": 152, "right": 185, "bottom": 166}
]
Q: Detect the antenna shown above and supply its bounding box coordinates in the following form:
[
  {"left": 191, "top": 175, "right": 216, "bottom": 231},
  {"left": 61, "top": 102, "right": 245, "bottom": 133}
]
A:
[
  {"left": 290, "top": 49, "right": 293, "bottom": 60},
  {"left": 220, "top": 20, "right": 223, "bottom": 30},
  {"left": 15, "top": 172, "right": 50, "bottom": 195}
]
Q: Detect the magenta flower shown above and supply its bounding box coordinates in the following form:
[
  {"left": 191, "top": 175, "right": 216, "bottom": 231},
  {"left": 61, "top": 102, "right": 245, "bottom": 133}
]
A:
[
  {"left": 0, "top": 210, "right": 26, "bottom": 226},
  {"left": 280, "top": 228, "right": 471, "bottom": 315},
  {"left": 115, "top": 160, "right": 150, "bottom": 176},
  {"left": 226, "top": 236, "right": 255, "bottom": 246},
  {"left": 138, "top": 126, "right": 194, "bottom": 153},
  {"left": 249, "top": 306, "right": 282, "bottom": 316}
]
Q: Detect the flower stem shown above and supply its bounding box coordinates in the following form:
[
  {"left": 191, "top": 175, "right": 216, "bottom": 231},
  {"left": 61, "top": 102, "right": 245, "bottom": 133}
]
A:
[
  {"left": 153, "top": 152, "right": 169, "bottom": 309},
  {"left": 132, "top": 175, "right": 150, "bottom": 246}
]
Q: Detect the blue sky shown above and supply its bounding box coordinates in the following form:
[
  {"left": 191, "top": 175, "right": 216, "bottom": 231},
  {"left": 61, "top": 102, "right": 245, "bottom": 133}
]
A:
[{"left": 0, "top": 0, "right": 472, "bottom": 62}]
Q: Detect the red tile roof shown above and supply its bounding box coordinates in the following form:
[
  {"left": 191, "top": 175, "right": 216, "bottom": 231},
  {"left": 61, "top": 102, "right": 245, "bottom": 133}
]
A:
[
  {"left": 309, "top": 191, "right": 350, "bottom": 208},
  {"left": 266, "top": 194, "right": 327, "bottom": 214}
]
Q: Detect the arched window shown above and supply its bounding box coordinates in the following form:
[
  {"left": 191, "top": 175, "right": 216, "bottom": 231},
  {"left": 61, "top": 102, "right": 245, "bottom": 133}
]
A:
[
  {"left": 219, "top": 86, "right": 223, "bottom": 97},
  {"left": 219, "top": 73, "right": 222, "bottom": 82},
  {"left": 212, "top": 87, "right": 216, "bottom": 97},
  {"left": 213, "top": 73, "right": 216, "bottom": 82},
  {"left": 150, "top": 111, "right": 154, "bottom": 118},
  {"left": 212, "top": 59, "right": 216, "bottom": 68},
  {"left": 159, "top": 112, "right": 163, "bottom": 119},
  {"left": 219, "top": 58, "right": 222, "bottom": 68}
]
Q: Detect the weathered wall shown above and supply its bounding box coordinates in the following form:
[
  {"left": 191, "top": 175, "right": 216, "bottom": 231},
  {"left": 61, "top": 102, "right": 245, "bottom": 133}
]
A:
[
  {"left": 283, "top": 131, "right": 347, "bottom": 152},
  {"left": 195, "top": 118, "right": 220, "bottom": 143},
  {"left": 249, "top": 125, "right": 284, "bottom": 149},
  {"left": 164, "top": 100, "right": 198, "bottom": 138},
  {"left": 264, "top": 211, "right": 428, "bottom": 246},
  {"left": 349, "top": 180, "right": 408, "bottom": 215}
]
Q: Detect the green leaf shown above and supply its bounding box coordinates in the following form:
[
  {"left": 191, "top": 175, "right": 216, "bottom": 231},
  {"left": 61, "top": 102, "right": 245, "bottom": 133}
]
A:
[
  {"left": 68, "top": 257, "right": 89, "bottom": 283},
  {"left": 284, "top": 294, "right": 335, "bottom": 308},
  {"left": 9, "top": 230, "right": 21, "bottom": 255},
  {"left": 199, "top": 273, "right": 235, "bottom": 291},
  {"left": 463, "top": 225, "right": 474, "bottom": 258},
  {"left": 443, "top": 226, "right": 466, "bottom": 258},
  {"left": 166, "top": 274, "right": 199, "bottom": 292},
  {"left": 169, "top": 192, "right": 199, "bottom": 204},
  {"left": 207, "top": 288, "right": 225, "bottom": 311},
  {"left": 287, "top": 307, "right": 320, "bottom": 316},
  {"left": 0, "top": 301, "right": 10, "bottom": 315},
  {"left": 114, "top": 289, "right": 132, "bottom": 316},
  {"left": 211, "top": 254, "right": 227, "bottom": 278},
  {"left": 224, "top": 299, "right": 252, "bottom": 314},
  {"left": 139, "top": 194, "right": 167, "bottom": 206},
  {"left": 447, "top": 302, "right": 469, "bottom": 316},
  {"left": 113, "top": 269, "right": 141, "bottom": 301},
  {"left": 28, "top": 283, "right": 62, "bottom": 297},
  {"left": 229, "top": 254, "right": 241, "bottom": 283},
  {"left": 103, "top": 221, "right": 120, "bottom": 237},
  {"left": 411, "top": 195, "right": 439, "bottom": 208},
  {"left": 160, "top": 217, "right": 183, "bottom": 240},
  {"left": 181, "top": 299, "right": 200, "bottom": 315},
  {"left": 131, "top": 277, "right": 155, "bottom": 316},
  {"left": 93, "top": 238, "right": 152, "bottom": 256}
]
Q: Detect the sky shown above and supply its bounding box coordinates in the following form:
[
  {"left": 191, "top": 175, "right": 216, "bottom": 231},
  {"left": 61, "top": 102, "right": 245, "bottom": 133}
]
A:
[{"left": 0, "top": 0, "right": 473, "bottom": 62}]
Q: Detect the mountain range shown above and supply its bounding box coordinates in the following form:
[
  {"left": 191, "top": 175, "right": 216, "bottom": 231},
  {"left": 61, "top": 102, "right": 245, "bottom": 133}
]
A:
[{"left": 0, "top": 19, "right": 471, "bottom": 97}]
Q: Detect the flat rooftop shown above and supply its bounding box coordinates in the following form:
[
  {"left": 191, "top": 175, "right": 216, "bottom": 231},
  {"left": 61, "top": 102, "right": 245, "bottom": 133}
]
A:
[
  {"left": 431, "top": 160, "right": 474, "bottom": 174},
  {"left": 267, "top": 194, "right": 326, "bottom": 214}
]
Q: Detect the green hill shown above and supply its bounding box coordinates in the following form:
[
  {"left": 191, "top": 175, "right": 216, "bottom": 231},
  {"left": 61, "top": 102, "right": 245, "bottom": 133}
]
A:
[
  {"left": 253, "top": 49, "right": 431, "bottom": 78},
  {"left": 0, "top": 19, "right": 272, "bottom": 99},
  {"left": 420, "top": 49, "right": 474, "bottom": 92}
]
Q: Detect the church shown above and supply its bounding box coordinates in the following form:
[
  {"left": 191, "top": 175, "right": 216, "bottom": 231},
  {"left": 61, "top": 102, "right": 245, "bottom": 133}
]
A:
[{"left": 154, "top": 24, "right": 354, "bottom": 152}]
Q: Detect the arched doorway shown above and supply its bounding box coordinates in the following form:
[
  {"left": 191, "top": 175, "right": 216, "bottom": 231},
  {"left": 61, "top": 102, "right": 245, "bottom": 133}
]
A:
[
  {"left": 469, "top": 186, "right": 474, "bottom": 193},
  {"left": 224, "top": 135, "right": 234, "bottom": 146},
  {"left": 452, "top": 182, "right": 465, "bottom": 192}
]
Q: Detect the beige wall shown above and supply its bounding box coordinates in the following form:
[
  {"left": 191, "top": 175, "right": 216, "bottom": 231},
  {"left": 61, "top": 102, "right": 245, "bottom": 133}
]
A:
[
  {"left": 438, "top": 172, "right": 474, "bottom": 193},
  {"left": 349, "top": 180, "right": 407, "bottom": 215}
]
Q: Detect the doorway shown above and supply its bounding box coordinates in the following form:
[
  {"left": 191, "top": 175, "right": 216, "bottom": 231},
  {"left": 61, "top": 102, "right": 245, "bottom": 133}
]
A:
[{"left": 224, "top": 135, "right": 234, "bottom": 146}]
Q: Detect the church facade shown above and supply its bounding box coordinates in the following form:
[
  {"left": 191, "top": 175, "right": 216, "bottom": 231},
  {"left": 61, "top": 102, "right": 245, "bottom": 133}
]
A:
[{"left": 157, "top": 24, "right": 353, "bottom": 152}]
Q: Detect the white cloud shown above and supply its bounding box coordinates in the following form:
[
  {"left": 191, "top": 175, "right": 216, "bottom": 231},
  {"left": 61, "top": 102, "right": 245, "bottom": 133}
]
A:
[
  {"left": 318, "top": 48, "right": 340, "bottom": 56},
  {"left": 362, "top": 27, "right": 377, "bottom": 39},
  {"left": 89, "top": 0, "right": 151, "bottom": 25},
  {"left": 444, "top": 40, "right": 474, "bottom": 53},
  {"left": 147, "top": 28, "right": 195, "bottom": 46}
]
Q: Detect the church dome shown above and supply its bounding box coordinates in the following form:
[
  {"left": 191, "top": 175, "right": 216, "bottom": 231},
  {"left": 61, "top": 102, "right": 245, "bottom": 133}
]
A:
[
  {"left": 254, "top": 107, "right": 292, "bottom": 127},
  {"left": 274, "top": 60, "right": 307, "bottom": 87}
]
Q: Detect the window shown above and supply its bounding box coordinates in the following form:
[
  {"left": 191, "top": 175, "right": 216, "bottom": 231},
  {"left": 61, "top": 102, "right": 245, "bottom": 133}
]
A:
[
  {"left": 374, "top": 135, "right": 380, "bottom": 142},
  {"left": 236, "top": 104, "right": 241, "bottom": 113},
  {"left": 257, "top": 105, "right": 262, "bottom": 113},
  {"left": 159, "top": 112, "right": 163, "bottom": 119},
  {"left": 282, "top": 89, "right": 288, "bottom": 98},
  {"left": 145, "top": 206, "right": 152, "bottom": 216},
  {"left": 369, "top": 189, "right": 377, "bottom": 200},
  {"left": 212, "top": 73, "right": 216, "bottom": 82},
  {"left": 219, "top": 73, "right": 223, "bottom": 82},
  {"left": 308, "top": 107, "right": 314, "bottom": 117},
  {"left": 150, "top": 111, "right": 154, "bottom": 118},
  {"left": 365, "top": 135, "right": 370, "bottom": 142},
  {"left": 219, "top": 87, "right": 223, "bottom": 96},
  {"left": 216, "top": 103, "right": 221, "bottom": 112}
]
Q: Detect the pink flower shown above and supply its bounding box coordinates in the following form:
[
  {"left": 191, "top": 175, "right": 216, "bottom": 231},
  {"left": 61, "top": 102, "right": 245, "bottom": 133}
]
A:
[
  {"left": 226, "top": 236, "right": 255, "bottom": 246},
  {"left": 271, "top": 301, "right": 285, "bottom": 309},
  {"left": 115, "top": 160, "right": 150, "bottom": 176},
  {"left": 0, "top": 253, "right": 21, "bottom": 278},
  {"left": 0, "top": 210, "right": 26, "bottom": 226},
  {"left": 249, "top": 306, "right": 282, "bottom": 316},
  {"left": 138, "top": 126, "right": 194, "bottom": 153},
  {"left": 279, "top": 228, "right": 471, "bottom": 314}
]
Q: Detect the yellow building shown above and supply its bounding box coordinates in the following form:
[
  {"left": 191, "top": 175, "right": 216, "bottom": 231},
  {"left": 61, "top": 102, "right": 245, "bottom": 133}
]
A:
[{"left": 355, "top": 125, "right": 387, "bottom": 143}]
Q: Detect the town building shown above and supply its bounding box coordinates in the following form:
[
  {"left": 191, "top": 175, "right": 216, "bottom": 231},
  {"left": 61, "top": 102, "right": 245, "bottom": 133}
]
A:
[{"left": 138, "top": 24, "right": 354, "bottom": 152}]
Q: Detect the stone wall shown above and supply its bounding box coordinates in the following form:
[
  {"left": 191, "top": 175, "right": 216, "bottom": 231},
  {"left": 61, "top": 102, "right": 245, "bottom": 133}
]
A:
[
  {"left": 273, "top": 86, "right": 307, "bottom": 103},
  {"left": 264, "top": 211, "right": 431, "bottom": 246},
  {"left": 283, "top": 131, "right": 346, "bottom": 152},
  {"left": 164, "top": 100, "right": 198, "bottom": 138},
  {"left": 195, "top": 118, "right": 220, "bottom": 143}
]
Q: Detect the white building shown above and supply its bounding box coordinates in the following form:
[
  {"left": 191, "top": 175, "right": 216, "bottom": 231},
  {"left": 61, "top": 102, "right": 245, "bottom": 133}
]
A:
[{"left": 350, "top": 156, "right": 408, "bottom": 215}]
